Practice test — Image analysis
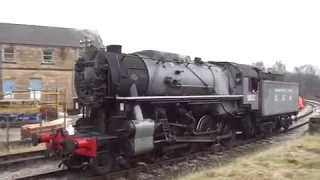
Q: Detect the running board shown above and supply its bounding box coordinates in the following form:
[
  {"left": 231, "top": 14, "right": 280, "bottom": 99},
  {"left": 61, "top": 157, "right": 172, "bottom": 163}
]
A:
[{"left": 174, "top": 133, "right": 232, "bottom": 143}]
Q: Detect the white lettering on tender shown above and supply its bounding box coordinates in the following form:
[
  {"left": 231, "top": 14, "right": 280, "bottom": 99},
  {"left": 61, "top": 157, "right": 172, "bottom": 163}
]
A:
[
  {"left": 274, "top": 88, "right": 293, "bottom": 92},
  {"left": 120, "top": 103, "right": 124, "bottom": 111},
  {"left": 247, "top": 94, "right": 255, "bottom": 101}
]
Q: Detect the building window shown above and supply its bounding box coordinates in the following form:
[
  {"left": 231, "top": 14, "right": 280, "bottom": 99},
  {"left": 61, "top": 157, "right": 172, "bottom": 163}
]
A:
[
  {"left": 3, "top": 47, "right": 15, "bottom": 61},
  {"left": 29, "top": 79, "right": 42, "bottom": 100},
  {"left": 3, "top": 79, "right": 15, "bottom": 99},
  {"left": 43, "top": 49, "right": 53, "bottom": 63}
]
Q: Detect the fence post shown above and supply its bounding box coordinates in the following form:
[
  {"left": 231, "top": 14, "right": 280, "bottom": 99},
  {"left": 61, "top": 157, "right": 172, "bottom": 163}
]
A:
[
  {"left": 40, "top": 115, "right": 43, "bottom": 134},
  {"left": 56, "top": 88, "right": 59, "bottom": 117},
  {"left": 63, "top": 89, "right": 67, "bottom": 130},
  {"left": 5, "top": 117, "right": 10, "bottom": 151},
  {"left": 45, "top": 108, "right": 48, "bottom": 122}
]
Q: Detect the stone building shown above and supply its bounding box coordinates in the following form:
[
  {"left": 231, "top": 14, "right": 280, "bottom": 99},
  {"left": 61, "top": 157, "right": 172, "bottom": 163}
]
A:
[{"left": 0, "top": 23, "right": 104, "bottom": 109}]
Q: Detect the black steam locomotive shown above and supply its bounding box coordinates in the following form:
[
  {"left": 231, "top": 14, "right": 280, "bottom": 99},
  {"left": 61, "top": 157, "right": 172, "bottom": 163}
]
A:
[{"left": 31, "top": 39, "right": 300, "bottom": 175}]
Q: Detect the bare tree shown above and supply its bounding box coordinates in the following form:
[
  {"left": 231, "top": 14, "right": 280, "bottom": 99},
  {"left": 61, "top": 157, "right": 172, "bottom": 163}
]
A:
[
  {"left": 252, "top": 61, "right": 266, "bottom": 71},
  {"left": 294, "top": 64, "right": 319, "bottom": 75},
  {"left": 270, "top": 60, "right": 287, "bottom": 73},
  {"left": 252, "top": 61, "right": 320, "bottom": 99},
  {"left": 285, "top": 64, "right": 320, "bottom": 99}
]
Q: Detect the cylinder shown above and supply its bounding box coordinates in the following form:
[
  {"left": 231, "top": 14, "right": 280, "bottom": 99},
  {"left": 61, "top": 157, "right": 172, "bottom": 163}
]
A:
[
  {"left": 76, "top": 139, "right": 90, "bottom": 149},
  {"left": 62, "top": 138, "right": 91, "bottom": 153}
]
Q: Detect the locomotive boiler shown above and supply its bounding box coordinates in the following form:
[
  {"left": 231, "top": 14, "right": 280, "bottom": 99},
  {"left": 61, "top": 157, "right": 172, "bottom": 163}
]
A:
[{"left": 31, "top": 40, "right": 300, "bottom": 175}]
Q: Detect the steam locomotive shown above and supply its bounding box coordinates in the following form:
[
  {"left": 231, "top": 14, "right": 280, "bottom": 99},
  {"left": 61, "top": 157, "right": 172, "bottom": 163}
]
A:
[{"left": 31, "top": 40, "right": 300, "bottom": 175}]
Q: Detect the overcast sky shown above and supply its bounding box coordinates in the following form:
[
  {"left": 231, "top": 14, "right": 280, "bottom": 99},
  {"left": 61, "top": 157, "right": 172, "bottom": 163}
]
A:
[{"left": 0, "top": 0, "right": 319, "bottom": 71}]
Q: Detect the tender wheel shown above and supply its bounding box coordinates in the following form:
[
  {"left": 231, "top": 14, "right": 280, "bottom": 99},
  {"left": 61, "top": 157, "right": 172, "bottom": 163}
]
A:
[
  {"left": 219, "top": 121, "right": 236, "bottom": 147},
  {"left": 241, "top": 117, "right": 256, "bottom": 138},
  {"left": 90, "top": 152, "right": 115, "bottom": 175},
  {"left": 282, "top": 120, "right": 290, "bottom": 131}
]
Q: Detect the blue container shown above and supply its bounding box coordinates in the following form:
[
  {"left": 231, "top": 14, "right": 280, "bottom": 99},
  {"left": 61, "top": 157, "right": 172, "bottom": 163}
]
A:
[{"left": 0, "top": 113, "right": 40, "bottom": 122}]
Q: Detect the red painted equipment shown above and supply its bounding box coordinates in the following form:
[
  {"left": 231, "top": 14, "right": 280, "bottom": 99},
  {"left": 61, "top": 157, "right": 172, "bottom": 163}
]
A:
[
  {"left": 61, "top": 137, "right": 97, "bottom": 157},
  {"left": 31, "top": 128, "right": 68, "bottom": 156},
  {"left": 31, "top": 128, "right": 97, "bottom": 158}
]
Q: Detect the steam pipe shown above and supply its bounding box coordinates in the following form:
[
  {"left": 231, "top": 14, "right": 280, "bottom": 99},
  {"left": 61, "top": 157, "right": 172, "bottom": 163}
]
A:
[{"left": 130, "top": 84, "right": 143, "bottom": 120}]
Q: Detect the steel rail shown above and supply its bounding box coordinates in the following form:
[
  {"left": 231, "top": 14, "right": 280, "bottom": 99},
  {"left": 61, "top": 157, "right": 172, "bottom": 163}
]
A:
[
  {"left": 0, "top": 150, "right": 46, "bottom": 169},
  {"left": 92, "top": 101, "right": 317, "bottom": 180},
  {"left": 13, "top": 100, "right": 319, "bottom": 180}
]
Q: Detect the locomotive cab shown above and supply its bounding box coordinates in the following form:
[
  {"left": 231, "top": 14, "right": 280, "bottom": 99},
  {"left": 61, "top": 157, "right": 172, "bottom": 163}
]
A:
[{"left": 207, "top": 61, "right": 260, "bottom": 111}]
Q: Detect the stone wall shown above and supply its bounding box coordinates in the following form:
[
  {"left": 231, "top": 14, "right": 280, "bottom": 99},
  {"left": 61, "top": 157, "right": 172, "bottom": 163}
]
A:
[{"left": 0, "top": 44, "right": 81, "bottom": 109}]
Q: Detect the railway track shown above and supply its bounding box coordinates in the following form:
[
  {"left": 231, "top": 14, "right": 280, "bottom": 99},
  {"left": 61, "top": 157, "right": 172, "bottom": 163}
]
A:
[
  {"left": 0, "top": 102, "right": 312, "bottom": 170},
  {"left": 8, "top": 99, "right": 319, "bottom": 180},
  {"left": 0, "top": 150, "right": 46, "bottom": 170},
  {"left": 0, "top": 115, "right": 80, "bottom": 170}
]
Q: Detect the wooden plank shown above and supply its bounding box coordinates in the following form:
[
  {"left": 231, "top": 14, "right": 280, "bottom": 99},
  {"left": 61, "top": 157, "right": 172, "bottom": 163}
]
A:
[
  {"left": 310, "top": 115, "right": 320, "bottom": 123},
  {"left": 20, "top": 118, "right": 72, "bottom": 139},
  {"left": 309, "top": 115, "right": 320, "bottom": 134}
]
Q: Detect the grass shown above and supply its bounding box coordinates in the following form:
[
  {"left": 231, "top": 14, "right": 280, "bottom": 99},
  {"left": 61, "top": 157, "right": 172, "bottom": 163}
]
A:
[{"left": 177, "top": 135, "right": 320, "bottom": 180}]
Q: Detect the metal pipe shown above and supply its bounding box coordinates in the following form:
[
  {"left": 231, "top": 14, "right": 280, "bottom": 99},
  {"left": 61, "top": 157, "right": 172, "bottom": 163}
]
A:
[{"left": 130, "top": 84, "right": 143, "bottom": 120}]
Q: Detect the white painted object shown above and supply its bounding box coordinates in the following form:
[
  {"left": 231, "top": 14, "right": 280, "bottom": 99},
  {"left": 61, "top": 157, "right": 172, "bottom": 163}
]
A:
[
  {"left": 58, "top": 112, "right": 68, "bottom": 117},
  {"left": 30, "top": 90, "right": 41, "bottom": 100},
  {"left": 4, "top": 92, "right": 14, "bottom": 99},
  {"left": 66, "top": 124, "right": 75, "bottom": 135},
  {"left": 313, "top": 107, "right": 320, "bottom": 115}
]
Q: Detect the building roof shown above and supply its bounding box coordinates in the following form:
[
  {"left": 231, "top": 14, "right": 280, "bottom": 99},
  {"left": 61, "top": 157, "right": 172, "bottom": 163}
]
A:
[{"left": 0, "top": 23, "right": 104, "bottom": 48}]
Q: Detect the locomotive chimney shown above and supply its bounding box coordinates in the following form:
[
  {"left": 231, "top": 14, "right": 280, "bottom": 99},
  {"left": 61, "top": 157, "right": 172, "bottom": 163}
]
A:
[
  {"left": 194, "top": 57, "right": 204, "bottom": 64},
  {"left": 106, "top": 45, "right": 122, "bottom": 53},
  {"left": 194, "top": 57, "right": 201, "bottom": 61}
]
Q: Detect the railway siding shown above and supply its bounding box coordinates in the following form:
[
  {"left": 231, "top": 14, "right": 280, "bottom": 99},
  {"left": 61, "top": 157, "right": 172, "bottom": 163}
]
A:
[
  {"left": 7, "top": 100, "right": 318, "bottom": 180},
  {"left": 0, "top": 101, "right": 319, "bottom": 180}
]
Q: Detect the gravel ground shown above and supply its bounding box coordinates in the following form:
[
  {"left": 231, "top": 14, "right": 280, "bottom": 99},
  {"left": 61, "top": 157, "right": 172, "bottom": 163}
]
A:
[
  {"left": 0, "top": 160, "right": 60, "bottom": 180},
  {"left": 0, "top": 126, "right": 309, "bottom": 180},
  {"left": 132, "top": 124, "right": 309, "bottom": 180}
]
